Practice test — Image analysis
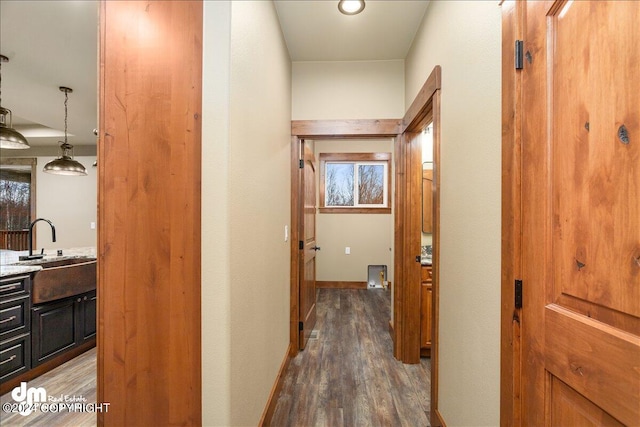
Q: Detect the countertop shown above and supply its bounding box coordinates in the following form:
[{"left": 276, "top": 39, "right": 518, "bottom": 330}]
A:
[{"left": 0, "top": 247, "right": 96, "bottom": 278}]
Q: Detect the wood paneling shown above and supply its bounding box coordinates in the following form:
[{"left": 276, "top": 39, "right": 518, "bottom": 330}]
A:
[{"left": 98, "top": 1, "right": 202, "bottom": 425}]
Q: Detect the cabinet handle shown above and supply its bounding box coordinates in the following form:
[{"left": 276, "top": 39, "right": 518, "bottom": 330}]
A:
[
  {"left": 0, "top": 355, "right": 17, "bottom": 365},
  {"left": 0, "top": 315, "right": 17, "bottom": 324}
]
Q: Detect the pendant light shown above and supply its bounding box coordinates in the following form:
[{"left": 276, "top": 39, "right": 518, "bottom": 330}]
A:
[
  {"left": 0, "top": 55, "right": 30, "bottom": 149},
  {"left": 43, "top": 87, "right": 87, "bottom": 176}
]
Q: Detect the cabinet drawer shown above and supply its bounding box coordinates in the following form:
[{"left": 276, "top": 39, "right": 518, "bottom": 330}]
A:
[
  {"left": 421, "top": 266, "right": 433, "bottom": 283},
  {"left": 0, "top": 275, "right": 30, "bottom": 297},
  {"left": 0, "top": 295, "right": 30, "bottom": 338},
  {"left": 0, "top": 333, "right": 31, "bottom": 382}
]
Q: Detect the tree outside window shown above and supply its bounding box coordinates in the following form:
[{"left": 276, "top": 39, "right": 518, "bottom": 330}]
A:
[{"left": 319, "top": 152, "right": 391, "bottom": 214}]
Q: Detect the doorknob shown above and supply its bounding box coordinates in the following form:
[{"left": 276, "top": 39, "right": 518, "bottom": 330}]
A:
[{"left": 312, "top": 246, "right": 321, "bottom": 251}]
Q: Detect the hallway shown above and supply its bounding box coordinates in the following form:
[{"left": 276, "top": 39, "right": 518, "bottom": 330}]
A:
[{"left": 270, "top": 289, "right": 431, "bottom": 426}]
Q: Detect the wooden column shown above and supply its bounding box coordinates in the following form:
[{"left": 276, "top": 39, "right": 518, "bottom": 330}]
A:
[{"left": 98, "top": 1, "right": 202, "bottom": 425}]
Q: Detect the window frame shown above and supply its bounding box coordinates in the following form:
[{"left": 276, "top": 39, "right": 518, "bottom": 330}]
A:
[{"left": 319, "top": 152, "right": 391, "bottom": 214}]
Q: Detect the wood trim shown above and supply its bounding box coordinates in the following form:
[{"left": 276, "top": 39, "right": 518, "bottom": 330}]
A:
[
  {"left": 316, "top": 281, "right": 367, "bottom": 289},
  {"left": 318, "top": 152, "right": 392, "bottom": 214},
  {"left": 402, "top": 130, "right": 423, "bottom": 365},
  {"left": 402, "top": 66, "right": 442, "bottom": 133},
  {"left": 259, "top": 344, "right": 293, "bottom": 427},
  {"left": 0, "top": 341, "right": 95, "bottom": 396},
  {"left": 500, "top": 1, "right": 523, "bottom": 426},
  {"left": 434, "top": 408, "right": 448, "bottom": 427},
  {"left": 318, "top": 207, "right": 392, "bottom": 214},
  {"left": 289, "top": 136, "right": 302, "bottom": 357},
  {"left": 292, "top": 119, "right": 402, "bottom": 138},
  {"left": 98, "top": 1, "right": 202, "bottom": 425},
  {"left": 430, "top": 88, "right": 442, "bottom": 427},
  {"left": 393, "top": 134, "right": 405, "bottom": 360}
]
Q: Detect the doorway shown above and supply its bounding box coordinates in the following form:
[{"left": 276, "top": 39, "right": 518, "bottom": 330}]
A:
[{"left": 288, "top": 62, "right": 442, "bottom": 427}]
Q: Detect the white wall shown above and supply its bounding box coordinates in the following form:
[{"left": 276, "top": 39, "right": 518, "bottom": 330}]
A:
[
  {"left": 202, "top": 1, "right": 291, "bottom": 425},
  {"left": 405, "top": 1, "right": 502, "bottom": 425},
  {"left": 35, "top": 155, "right": 97, "bottom": 249},
  {"left": 292, "top": 60, "right": 404, "bottom": 120}
]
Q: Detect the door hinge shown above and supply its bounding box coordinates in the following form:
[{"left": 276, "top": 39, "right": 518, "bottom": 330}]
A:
[
  {"left": 299, "top": 159, "right": 304, "bottom": 169},
  {"left": 299, "top": 240, "right": 304, "bottom": 250},
  {"left": 299, "top": 321, "right": 303, "bottom": 331},
  {"left": 514, "top": 279, "right": 523, "bottom": 309},
  {"left": 515, "top": 40, "right": 524, "bottom": 70}
]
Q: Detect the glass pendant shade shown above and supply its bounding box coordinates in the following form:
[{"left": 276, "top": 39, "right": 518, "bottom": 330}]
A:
[{"left": 43, "top": 87, "right": 87, "bottom": 176}]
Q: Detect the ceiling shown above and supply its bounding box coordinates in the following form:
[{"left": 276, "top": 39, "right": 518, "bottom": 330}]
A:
[{"left": 0, "top": 0, "right": 429, "bottom": 150}]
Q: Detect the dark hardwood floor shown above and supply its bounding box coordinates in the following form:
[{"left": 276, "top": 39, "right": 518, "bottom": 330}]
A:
[
  {"left": 270, "top": 289, "right": 431, "bottom": 427},
  {"left": 0, "top": 348, "right": 96, "bottom": 427}
]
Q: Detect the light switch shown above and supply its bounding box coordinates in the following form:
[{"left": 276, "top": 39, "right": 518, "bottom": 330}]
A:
[
  {"left": 284, "top": 225, "right": 288, "bottom": 242},
  {"left": 90, "top": 222, "right": 96, "bottom": 229},
  {"left": 345, "top": 247, "right": 350, "bottom": 255}
]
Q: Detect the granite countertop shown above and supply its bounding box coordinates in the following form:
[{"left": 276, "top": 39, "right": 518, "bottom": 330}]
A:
[{"left": 0, "top": 247, "right": 96, "bottom": 278}]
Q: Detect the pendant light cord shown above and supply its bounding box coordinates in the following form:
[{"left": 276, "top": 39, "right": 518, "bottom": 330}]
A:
[{"left": 64, "top": 89, "right": 68, "bottom": 144}]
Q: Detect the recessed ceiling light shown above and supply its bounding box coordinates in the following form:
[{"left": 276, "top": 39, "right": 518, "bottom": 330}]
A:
[{"left": 338, "top": 0, "right": 365, "bottom": 15}]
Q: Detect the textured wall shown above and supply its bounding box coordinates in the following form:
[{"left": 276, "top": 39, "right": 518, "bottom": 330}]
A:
[
  {"left": 292, "top": 60, "right": 405, "bottom": 120},
  {"left": 202, "top": 1, "right": 292, "bottom": 425},
  {"left": 405, "top": 1, "right": 502, "bottom": 425}
]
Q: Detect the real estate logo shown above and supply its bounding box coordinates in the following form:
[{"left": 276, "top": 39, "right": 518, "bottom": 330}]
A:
[
  {"left": 2, "top": 381, "right": 110, "bottom": 416},
  {"left": 10, "top": 382, "right": 47, "bottom": 416}
]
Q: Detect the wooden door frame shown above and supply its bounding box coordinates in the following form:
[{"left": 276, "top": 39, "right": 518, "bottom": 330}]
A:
[
  {"left": 289, "top": 120, "right": 402, "bottom": 354},
  {"left": 501, "top": 1, "right": 523, "bottom": 425},
  {"left": 288, "top": 65, "right": 442, "bottom": 424}
]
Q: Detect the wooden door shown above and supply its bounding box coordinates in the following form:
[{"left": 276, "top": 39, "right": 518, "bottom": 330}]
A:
[
  {"left": 299, "top": 141, "right": 317, "bottom": 349},
  {"left": 515, "top": 1, "right": 640, "bottom": 425}
]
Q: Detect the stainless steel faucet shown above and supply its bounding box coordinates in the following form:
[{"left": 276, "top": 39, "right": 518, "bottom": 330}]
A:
[{"left": 19, "top": 218, "right": 57, "bottom": 261}]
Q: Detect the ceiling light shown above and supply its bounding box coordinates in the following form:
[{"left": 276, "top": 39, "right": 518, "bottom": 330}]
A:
[
  {"left": 44, "top": 87, "right": 87, "bottom": 176},
  {"left": 338, "top": 0, "right": 365, "bottom": 15},
  {"left": 0, "top": 55, "right": 30, "bottom": 149}
]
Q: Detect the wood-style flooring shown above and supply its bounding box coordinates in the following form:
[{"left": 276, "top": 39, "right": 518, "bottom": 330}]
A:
[
  {"left": 270, "top": 289, "right": 431, "bottom": 427},
  {"left": 0, "top": 348, "right": 97, "bottom": 427}
]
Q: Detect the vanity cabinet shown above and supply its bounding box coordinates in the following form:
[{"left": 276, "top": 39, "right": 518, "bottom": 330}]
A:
[
  {"left": 31, "top": 290, "right": 96, "bottom": 368},
  {"left": 0, "top": 274, "right": 32, "bottom": 382},
  {"left": 420, "top": 265, "right": 433, "bottom": 356}
]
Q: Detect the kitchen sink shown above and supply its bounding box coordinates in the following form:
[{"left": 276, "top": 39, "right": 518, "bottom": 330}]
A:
[{"left": 29, "top": 257, "right": 97, "bottom": 304}]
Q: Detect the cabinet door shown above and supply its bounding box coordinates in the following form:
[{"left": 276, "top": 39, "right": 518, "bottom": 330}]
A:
[
  {"left": 31, "top": 298, "right": 76, "bottom": 367},
  {"left": 420, "top": 283, "right": 432, "bottom": 349},
  {"left": 77, "top": 291, "right": 97, "bottom": 343}
]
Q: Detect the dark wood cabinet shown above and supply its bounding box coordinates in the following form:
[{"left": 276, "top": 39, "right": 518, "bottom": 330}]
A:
[
  {"left": 31, "top": 290, "right": 96, "bottom": 368},
  {"left": 0, "top": 274, "right": 31, "bottom": 382},
  {"left": 77, "top": 291, "right": 97, "bottom": 343}
]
